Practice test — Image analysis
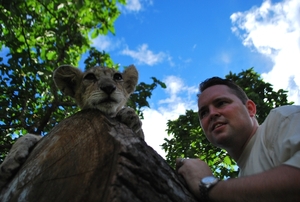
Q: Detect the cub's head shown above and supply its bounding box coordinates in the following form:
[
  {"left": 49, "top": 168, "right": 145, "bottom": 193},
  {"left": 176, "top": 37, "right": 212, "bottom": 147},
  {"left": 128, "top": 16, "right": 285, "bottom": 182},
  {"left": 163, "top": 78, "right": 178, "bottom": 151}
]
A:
[{"left": 53, "top": 65, "right": 138, "bottom": 117}]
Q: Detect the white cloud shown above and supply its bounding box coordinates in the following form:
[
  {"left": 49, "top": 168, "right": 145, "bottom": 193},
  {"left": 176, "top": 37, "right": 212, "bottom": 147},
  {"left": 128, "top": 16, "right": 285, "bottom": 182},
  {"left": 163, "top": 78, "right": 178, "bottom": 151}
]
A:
[
  {"left": 91, "top": 35, "right": 122, "bottom": 52},
  {"left": 126, "top": 0, "right": 142, "bottom": 12},
  {"left": 192, "top": 44, "right": 197, "bottom": 51},
  {"left": 167, "top": 55, "right": 175, "bottom": 67},
  {"left": 121, "top": 44, "right": 170, "bottom": 66},
  {"left": 91, "top": 37, "right": 173, "bottom": 67},
  {"left": 220, "top": 52, "right": 231, "bottom": 65},
  {"left": 159, "top": 76, "right": 198, "bottom": 105},
  {"left": 231, "top": 0, "right": 300, "bottom": 104},
  {"left": 142, "top": 76, "right": 198, "bottom": 158},
  {"left": 119, "top": 0, "right": 153, "bottom": 13}
]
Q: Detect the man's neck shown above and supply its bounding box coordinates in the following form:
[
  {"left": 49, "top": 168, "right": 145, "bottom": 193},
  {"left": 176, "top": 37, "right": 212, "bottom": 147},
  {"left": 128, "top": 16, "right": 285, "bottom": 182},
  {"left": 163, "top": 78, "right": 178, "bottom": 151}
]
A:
[{"left": 229, "top": 123, "right": 259, "bottom": 161}]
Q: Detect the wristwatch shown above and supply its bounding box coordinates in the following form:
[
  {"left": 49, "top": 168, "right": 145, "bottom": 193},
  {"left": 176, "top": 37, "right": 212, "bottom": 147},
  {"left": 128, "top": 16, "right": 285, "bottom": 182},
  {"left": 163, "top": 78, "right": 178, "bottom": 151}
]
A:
[{"left": 199, "top": 176, "right": 219, "bottom": 202}]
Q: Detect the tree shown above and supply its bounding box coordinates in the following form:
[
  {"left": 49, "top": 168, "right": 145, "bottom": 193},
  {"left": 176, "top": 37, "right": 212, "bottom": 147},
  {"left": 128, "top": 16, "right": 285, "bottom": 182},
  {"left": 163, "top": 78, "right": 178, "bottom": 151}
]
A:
[
  {"left": 0, "top": 0, "right": 165, "bottom": 162},
  {"left": 162, "top": 68, "right": 293, "bottom": 179}
]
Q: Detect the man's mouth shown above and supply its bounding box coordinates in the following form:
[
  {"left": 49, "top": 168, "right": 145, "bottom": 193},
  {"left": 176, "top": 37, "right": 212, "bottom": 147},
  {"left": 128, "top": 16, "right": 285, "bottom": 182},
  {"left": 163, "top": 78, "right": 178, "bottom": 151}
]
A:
[{"left": 212, "top": 123, "right": 225, "bottom": 131}]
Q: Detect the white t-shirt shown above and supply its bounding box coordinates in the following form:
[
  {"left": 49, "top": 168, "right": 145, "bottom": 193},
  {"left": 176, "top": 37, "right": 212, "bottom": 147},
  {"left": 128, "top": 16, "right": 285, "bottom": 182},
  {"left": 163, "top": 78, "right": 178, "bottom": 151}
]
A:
[{"left": 237, "top": 105, "right": 300, "bottom": 177}]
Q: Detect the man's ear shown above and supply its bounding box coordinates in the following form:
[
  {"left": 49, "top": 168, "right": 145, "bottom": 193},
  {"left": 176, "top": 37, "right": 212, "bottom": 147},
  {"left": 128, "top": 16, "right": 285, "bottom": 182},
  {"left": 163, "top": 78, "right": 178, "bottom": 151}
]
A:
[
  {"left": 122, "top": 65, "right": 138, "bottom": 95},
  {"left": 246, "top": 99, "right": 257, "bottom": 117},
  {"left": 53, "top": 65, "right": 83, "bottom": 98}
]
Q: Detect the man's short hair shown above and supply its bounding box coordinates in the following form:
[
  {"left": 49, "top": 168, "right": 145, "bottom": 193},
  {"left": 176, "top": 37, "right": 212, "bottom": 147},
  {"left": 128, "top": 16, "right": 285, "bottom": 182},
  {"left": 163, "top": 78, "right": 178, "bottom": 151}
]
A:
[{"left": 198, "top": 77, "right": 249, "bottom": 104}]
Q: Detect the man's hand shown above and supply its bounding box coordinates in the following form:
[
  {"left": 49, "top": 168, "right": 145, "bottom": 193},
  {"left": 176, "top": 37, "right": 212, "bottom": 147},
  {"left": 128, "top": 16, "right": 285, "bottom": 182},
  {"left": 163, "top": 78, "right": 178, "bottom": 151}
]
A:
[{"left": 176, "top": 158, "right": 213, "bottom": 199}]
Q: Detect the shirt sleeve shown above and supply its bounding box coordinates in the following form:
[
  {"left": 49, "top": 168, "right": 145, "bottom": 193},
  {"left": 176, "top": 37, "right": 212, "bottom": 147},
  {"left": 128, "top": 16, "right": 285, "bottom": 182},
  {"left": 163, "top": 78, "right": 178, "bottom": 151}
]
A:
[{"left": 270, "top": 106, "right": 300, "bottom": 169}]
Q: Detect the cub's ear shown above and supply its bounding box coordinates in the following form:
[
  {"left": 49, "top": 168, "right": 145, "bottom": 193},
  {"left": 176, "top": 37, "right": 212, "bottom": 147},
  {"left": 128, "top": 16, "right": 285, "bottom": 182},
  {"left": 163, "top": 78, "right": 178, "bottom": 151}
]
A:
[
  {"left": 122, "top": 65, "right": 138, "bottom": 95},
  {"left": 53, "top": 65, "right": 83, "bottom": 98}
]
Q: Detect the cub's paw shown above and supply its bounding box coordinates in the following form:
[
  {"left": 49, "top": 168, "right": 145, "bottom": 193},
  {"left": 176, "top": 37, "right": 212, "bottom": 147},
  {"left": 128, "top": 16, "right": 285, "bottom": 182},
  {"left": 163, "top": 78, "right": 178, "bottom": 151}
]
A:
[
  {"left": 116, "top": 107, "right": 144, "bottom": 139},
  {"left": 0, "top": 133, "right": 42, "bottom": 189}
]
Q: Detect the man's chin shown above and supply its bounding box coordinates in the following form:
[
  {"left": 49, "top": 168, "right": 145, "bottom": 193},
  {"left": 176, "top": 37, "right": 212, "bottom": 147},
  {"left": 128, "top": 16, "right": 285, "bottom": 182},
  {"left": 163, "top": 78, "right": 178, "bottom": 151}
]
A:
[{"left": 211, "top": 133, "right": 230, "bottom": 146}]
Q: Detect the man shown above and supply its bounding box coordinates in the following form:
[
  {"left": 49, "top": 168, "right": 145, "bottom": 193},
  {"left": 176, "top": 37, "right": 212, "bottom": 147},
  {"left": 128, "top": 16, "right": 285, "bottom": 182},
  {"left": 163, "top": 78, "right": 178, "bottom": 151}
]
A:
[{"left": 176, "top": 77, "right": 300, "bottom": 202}]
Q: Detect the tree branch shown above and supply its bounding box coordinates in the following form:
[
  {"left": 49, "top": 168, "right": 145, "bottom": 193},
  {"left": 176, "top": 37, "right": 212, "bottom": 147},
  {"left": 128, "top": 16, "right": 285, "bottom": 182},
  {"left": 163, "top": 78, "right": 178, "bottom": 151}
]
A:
[
  {"left": 12, "top": 2, "right": 33, "bottom": 64},
  {"left": 58, "top": 101, "right": 77, "bottom": 107},
  {"left": 0, "top": 144, "right": 12, "bottom": 151},
  {"left": 35, "top": 102, "right": 58, "bottom": 134},
  {"left": 0, "top": 124, "right": 22, "bottom": 130}
]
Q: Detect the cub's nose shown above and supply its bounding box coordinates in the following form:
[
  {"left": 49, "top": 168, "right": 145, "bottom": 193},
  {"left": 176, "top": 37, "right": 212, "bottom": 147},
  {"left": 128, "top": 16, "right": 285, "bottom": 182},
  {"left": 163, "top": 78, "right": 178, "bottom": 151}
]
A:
[{"left": 100, "top": 85, "right": 116, "bottom": 95}]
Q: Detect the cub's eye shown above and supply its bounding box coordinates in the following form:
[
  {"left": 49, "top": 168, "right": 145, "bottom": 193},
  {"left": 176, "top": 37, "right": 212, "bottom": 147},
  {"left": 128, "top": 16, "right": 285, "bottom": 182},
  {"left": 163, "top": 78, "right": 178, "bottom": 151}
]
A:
[
  {"left": 113, "top": 73, "right": 123, "bottom": 81},
  {"left": 84, "top": 73, "right": 97, "bottom": 81}
]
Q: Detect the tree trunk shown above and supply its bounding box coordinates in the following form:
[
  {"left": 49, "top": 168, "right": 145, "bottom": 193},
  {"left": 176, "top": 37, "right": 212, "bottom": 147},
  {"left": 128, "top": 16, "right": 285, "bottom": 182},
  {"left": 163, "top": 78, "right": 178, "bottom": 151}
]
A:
[{"left": 0, "top": 109, "right": 197, "bottom": 202}]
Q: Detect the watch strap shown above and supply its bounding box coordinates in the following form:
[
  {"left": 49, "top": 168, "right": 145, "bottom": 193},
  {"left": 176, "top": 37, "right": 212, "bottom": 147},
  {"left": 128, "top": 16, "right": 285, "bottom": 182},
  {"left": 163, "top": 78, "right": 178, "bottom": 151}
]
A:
[
  {"left": 199, "top": 184, "right": 209, "bottom": 202},
  {"left": 199, "top": 176, "right": 219, "bottom": 202}
]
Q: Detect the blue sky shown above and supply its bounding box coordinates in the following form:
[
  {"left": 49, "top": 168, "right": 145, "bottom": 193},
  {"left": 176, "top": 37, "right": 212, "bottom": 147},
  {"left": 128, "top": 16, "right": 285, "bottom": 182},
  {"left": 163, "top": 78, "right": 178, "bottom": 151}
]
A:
[{"left": 87, "top": 0, "right": 300, "bottom": 158}]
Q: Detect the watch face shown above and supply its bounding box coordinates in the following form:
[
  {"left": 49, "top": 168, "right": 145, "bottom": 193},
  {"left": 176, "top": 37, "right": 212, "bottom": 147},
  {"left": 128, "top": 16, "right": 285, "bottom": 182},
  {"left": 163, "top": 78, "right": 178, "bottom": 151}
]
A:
[{"left": 202, "top": 176, "right": 218, "bottom": 185}]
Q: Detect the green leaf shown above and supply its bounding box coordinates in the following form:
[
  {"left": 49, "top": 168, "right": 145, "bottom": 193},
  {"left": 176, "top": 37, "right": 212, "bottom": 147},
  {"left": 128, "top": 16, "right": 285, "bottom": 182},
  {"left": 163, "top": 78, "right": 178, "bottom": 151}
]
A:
[{"left": 46, "top": 51, "right": 56, "bottom": 60}]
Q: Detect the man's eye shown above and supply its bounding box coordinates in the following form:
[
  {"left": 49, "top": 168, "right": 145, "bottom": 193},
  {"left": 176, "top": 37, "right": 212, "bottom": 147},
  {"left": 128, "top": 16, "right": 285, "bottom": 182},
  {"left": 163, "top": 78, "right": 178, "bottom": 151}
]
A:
[
  {"left": 113, "top": 73, "right": 123, "bottom": 81},
  {"left": 84, "top": 73, "right": 97, "bottom": 81},
  {"left": 217, "top": 101, "right": 227, "bottom": 107},
  {"left": 199, "top": 110, "right": 208, "bottom": 119}
]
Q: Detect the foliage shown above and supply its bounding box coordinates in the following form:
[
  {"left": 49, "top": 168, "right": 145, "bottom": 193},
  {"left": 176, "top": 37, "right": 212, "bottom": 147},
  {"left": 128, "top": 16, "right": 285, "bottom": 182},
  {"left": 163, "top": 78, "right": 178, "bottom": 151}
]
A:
[
  {"left": 0, "top": 0, "right": 165, "bottom": 162},
  {"left": 162, "top": 68, "right": 293, "bottom": 179},
  {"left": 129, "top": 77, "right": 166, "bottom": 119},
  {"left": 226, "top": 68, "right": 292, "bottom": 124}
]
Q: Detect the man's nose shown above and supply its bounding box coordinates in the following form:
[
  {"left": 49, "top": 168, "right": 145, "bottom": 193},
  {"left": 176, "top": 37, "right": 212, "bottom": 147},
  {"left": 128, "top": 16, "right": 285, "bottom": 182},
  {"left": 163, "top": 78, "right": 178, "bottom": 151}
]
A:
[{"left": 209, "top": 107, "right": 220, "bottom": 120}]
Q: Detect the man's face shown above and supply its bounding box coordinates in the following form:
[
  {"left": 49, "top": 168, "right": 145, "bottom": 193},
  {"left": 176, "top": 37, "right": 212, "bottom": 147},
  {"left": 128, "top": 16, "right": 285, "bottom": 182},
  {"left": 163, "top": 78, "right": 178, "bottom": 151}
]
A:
[{"left": 198, "top": 85, "right": 256, "bottom": 149}]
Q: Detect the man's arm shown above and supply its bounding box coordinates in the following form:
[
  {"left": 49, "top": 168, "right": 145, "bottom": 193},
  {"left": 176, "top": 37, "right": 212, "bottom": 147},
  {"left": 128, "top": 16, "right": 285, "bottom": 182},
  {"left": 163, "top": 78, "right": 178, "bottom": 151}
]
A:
[{"left": 176, "top": 158, "right": 300, "bottom": 202}]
